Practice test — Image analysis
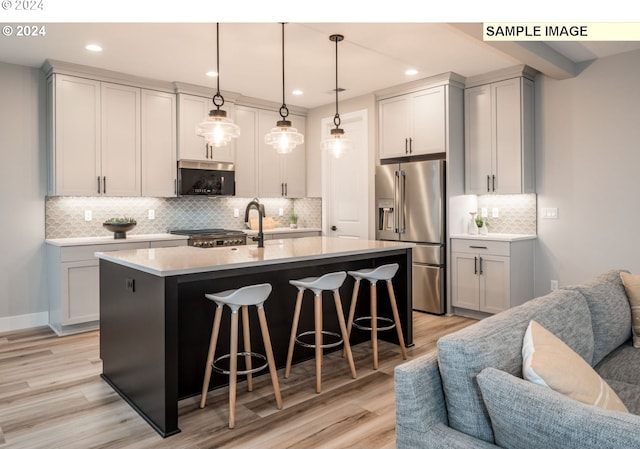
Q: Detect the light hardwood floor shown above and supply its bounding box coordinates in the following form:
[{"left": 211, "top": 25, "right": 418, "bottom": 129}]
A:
[{"left": 0, "top": 313, "right": 475, "bottom": 449}]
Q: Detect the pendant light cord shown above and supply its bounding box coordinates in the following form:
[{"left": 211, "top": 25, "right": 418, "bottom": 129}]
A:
[
  {"left": 331, "top": 34, "right": 343, "bottom": 130},
  {"left": 279, "top": 22, "right": 289, "bottom": 121},
  {"left": 213, "top": 22, "right": 224, "bottom": 110}
]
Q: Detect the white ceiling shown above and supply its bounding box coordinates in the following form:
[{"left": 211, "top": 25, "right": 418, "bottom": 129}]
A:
[{"left": 1, "top": 22, "right": 639, "bottom": 109}]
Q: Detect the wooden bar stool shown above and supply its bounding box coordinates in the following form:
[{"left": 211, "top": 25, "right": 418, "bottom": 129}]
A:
[
  {"left": 285, "top": 271, "right": 357, "bottom": 393},
  {"left": 346, "top": 263, "right": 408, "bottom": 369},
  {"left": 200, "top": 283, "right": 282, "bottom": 429}
]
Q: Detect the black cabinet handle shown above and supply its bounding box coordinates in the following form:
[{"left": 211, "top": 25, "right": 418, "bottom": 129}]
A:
[
  {"left": 474, "top": 256, "right": 478, "bottom": 275},
  {"left": 285, "top": 183, "right": 288, "bottom": 196},
  {"left": 97, "top": 176, "right": 101, "bottom": 194},
  {"left": 331, "top": 225, "right": 337, "bottom": 231},
  {"left": 487, "top": 175, "right": 490, "bottom": 192},
  {"left": 103, "top": 176, "right": 106, "bottom": 195},
  {"left": 492, "top": 175, "right": 496, "bottom": 192},
  {"left": 470, "top": 245, "right": 488, "bottom": 249},
  {"left": 405, "top": 138, "right": 408, "bottom": 154},
  {"left": 409, "top": 137, "right": 413, "bottom": 154},
  {"left": 479, "top": 256, "right": 484, "bottom": 275}
]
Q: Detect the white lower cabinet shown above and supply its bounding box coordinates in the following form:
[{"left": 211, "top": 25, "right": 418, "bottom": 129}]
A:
[
  {"left": 47, "top": 239, "right": 187, "bottom": 335},
  {"left": 451, "top": 238, "right": 533, "bottom": 315}
]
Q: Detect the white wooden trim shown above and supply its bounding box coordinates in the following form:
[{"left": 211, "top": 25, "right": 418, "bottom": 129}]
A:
[{"left": 0, "top": 312, "right": 49, "bottom": 333}]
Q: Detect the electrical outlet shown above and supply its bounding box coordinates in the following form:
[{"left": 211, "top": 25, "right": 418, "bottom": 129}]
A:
[
  {"left": 492, "top": 208, "right": 499, "bottom": 218},
  {"left": 84, "top": 210, "right": 92, "bottom": 221},
  {"left": 550, "top": 279, "right": 559, "bottom": 291},
  {"left": 233, "top": 208, "right": 239, "bottom": 218},
  {"left": 481, "top": 207, "right": 488, "bottom": 218},
  {"left": 148, "top": 209, "right": 155, "bottom": 220},
  {"left": 278, "top": 208, "right": 284, "bottom": 217},
  {"left": 542, "top": 207, "right": 559, "bottom": 219}
]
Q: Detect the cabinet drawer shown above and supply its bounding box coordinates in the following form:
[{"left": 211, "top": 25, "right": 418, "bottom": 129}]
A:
[
  {"left": 61, "top": 242, "right": 148, "bottom": 262},
  {"left": 451, "top": 239, "right": 510, "bottom": 256}
]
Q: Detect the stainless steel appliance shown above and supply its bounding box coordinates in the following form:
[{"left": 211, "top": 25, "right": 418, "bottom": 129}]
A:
[
  {"left": 375, "top": 160, "right": 445, "bottom": 314},
  {"left": 169, "top": 229, "right": 247, "bottom": 247},
  {"left": 177, "top": 160, "right": 235, "bottom": 196}
]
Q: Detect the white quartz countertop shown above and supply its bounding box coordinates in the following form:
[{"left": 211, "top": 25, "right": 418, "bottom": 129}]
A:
[
  {"left": 243, "top": 227, "right": 322, "bottom": 235},
  {"left": 45, "top": 233, "right": 188, "bottom": 247},
  {"left": 450, "top": 233, "right": 537, "bottom": 242},
  {"left": 95, "top": 236, "right": 415, "bottom": 277}
]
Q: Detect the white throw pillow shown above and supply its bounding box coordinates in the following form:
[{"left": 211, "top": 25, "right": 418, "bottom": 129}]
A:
[{"left": 522, "top": 320, "right": 628, "bottom": 412}]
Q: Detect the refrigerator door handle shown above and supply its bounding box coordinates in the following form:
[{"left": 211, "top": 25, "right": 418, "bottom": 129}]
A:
[{"left": 398, "top": 170, "right": 406, "bottom": 234}]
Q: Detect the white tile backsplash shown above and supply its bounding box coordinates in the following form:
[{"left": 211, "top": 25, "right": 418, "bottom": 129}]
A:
[
  {"left": 46, "top": 196, "right": 322, "bottom": 238},
  {"left": 476, "top": 194, "right": 537, "bottom": 235}
]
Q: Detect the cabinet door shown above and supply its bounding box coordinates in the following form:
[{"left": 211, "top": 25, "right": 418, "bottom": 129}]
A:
[
  {"left": 492, "top": 78, "right": 523, "bottom": 194},
  {"left": 479, "top": 255, "right": 510, "bottom": 314},
  {"left": 53, "top": 75, "right": 101, "bottom": 196},
  {"left": 141, "top": 90, "right": 177, "bottom": 197},
  {"left": 234, "top": 106, "right": 259, "bottom": 198},
  {"left": 379, "top": 95, "right": 410, "bottom": 159},
  {"left": 410, "top": 86, "right": 445, "bottom": 155},
  {"left": 178, "top": 94, "right": 235, "bottom": 163},
  {"left": 258, "top": 110, "right": 286, "bottom": 197},
  {"left": 101, "top": 83, "right": 141, "bottom": 196},
  {"left": 451, "top": 252, "right": 480, "bottom": 310},
  {"left": 61, "top": 259, "right": 99, "bottom": 325},
  {"left": 464, "top": 84, "right": 493, "bottom": 194},
  {"left": 282, "top": 114, "right": 306, "bottom": 198}
]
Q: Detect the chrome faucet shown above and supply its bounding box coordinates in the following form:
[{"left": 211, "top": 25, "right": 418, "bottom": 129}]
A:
[{"left": 244, "top": 199, "right": 265, "bottom": 248}]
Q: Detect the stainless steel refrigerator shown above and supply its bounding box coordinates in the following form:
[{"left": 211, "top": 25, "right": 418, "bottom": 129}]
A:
[{"left": 375, "top": 160, "right": 445, "bottom": 314}]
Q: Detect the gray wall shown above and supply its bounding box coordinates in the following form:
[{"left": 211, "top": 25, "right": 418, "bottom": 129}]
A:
[
  {"left": 0, "top": 61, "right": 48, "bottom": 324},
  {"left": 534, "top": 48, "right": 640, "bottom": 295}
]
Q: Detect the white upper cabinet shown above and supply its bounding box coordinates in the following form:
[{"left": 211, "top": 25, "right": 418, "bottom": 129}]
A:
[
  {"left": 101, "top": 82, "right": 141, "bottom": 197},
  {"left": 257, "top": 110, "right": 306, "bottom": 198},
  {"left": 49, "top": 75, "right": 102, "bottom": 196},
  {"left": 49, "top": 75, "right": 141, "bottom": 197},
  {"left": 48, "top": 74, "right": 177, "bottom": 196},
  {"left": 234, "top": 106, "right": 259, "bottom": 198},
  {"left": 48, "top": 73, "right": 178, "bottom": 197},
  {"left": 141, "top": 89, "right": 177, "bottom": 197},
  {"left": 465, "top": 76, "right": 535, "bottom": 194},
  {"left": 177, "top": 93, "right": 235, "bottom": 163},
  {"left": 379, "top": 85, "right": 446, "bottom": 159}
]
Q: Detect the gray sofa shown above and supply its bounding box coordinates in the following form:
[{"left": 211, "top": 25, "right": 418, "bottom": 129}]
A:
[{"left": 395, "top": 269, "right": 640, "bottom": 449}]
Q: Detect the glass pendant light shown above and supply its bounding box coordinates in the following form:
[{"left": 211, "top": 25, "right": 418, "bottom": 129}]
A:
[
  {"left": 196, "top": 23, "right": 240, "bottom": 148},
  {"left": 321, "top": 34, "right": 353, "bottom": 158},
  {"left": 265, "top": 23, "right": 304, "bottom": 154}
]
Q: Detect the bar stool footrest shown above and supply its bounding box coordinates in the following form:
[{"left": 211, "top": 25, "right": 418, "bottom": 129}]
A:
[
  {"left": 212, "top": 351, "right": 268, "bottom": 376},
  {"left": 295, "top": 330, "right": 343, "bottom": 349},
  {"left": 353, "top": 316, "right": 396, "bottom": 332}
]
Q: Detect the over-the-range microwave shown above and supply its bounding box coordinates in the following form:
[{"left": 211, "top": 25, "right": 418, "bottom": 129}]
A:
[{"left": 177, "top": 160, "right": 235, "bottom": 196}]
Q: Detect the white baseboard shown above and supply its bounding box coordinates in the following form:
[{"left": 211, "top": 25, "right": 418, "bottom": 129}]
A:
[{"left": 0, "top": 311, "right": 49, "bottom": 333}]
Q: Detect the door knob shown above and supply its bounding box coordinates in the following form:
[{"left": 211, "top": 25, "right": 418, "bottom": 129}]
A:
[{"left": 331, "top": 225, "right": 337, "bottom": 231}]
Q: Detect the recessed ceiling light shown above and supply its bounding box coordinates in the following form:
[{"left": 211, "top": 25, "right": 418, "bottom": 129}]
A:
[
  {"left": 405, "top": 69, "right": 418, "bottom": 76},
  {"left": 206, "top": 71, "right": 218, "bottom": 77},
  {"left": 85, "top": 44, "right": 103, "bottom": 52},
  {"left": 292, "top": 89, "right": 303, "bottom": 96}
]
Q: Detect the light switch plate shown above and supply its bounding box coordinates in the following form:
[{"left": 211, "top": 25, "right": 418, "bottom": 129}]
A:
[
  {"left": 279, "top": 208, "right": 284, "bottom": 217},
  {"left": 491, "top": 208, "right": 499, "bottom": 218},
  {"left": 84, "top": 210, "right": 92, "bottom": 221},
  {"left": 148, "top": 209, "right": 155, "bottom": 220},
  {"left": 542, "top": 207, "right": 559, "bottom": 219},
  {"left": 233, "top": 208, "right": 239, "bottom": 218}
]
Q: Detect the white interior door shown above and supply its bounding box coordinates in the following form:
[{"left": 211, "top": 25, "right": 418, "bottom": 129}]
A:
[{"left": 322, "top": 109, "right": 369, "bottom": 239}]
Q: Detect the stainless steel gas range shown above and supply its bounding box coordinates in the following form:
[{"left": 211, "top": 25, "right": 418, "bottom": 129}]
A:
[{"left": 169, "top": 229, "right": 247, "bottom": 248}]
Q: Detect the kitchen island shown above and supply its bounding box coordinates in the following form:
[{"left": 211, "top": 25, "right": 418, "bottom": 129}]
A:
[{"left": 96, "top": 236, "right": 414, "bottom": 437}]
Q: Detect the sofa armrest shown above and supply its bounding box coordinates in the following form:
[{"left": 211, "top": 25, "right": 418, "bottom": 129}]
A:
[
  {"left": 395, "top": 353, "right": 500, "bottom": 449},
  {"left": 394, "top": 352, "right": 448, "bottom": 430}
]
